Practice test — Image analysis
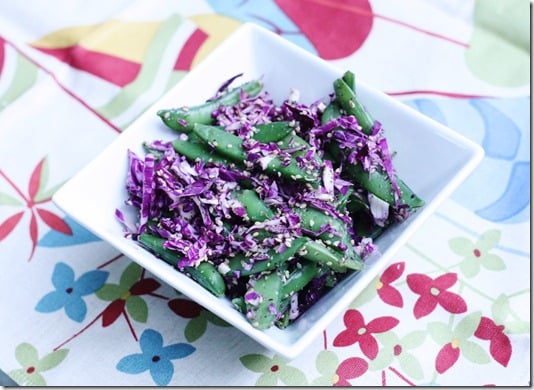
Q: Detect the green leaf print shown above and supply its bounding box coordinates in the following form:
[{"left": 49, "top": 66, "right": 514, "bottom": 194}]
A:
[
  {"left": 120, "top": 262, "right": 143, "bottom": 287},
  {"left": 461, "top": 340, "right": 491, "bottom": 364},
  {"left": 240, "top": 354, "right": 272, "bottom": 373},
  {"left": 279, "top": 365, "right": 308, "bottom": 386},
  {"left": 492, "top": 294, "right": 510, "bottom": 325},
  {"left": 240, "top": 354, "right": 308, "bottom": 386},
  {"left": 449, "top": 229, "right": 505, "bottom": 278},
  {"left": 311, "top": 350, "right": 339, "bottom": 385},
  {"left": 95, "top": 283, "right": 125, "bottom": 301},
  {"left": 454, "top": 312, "right": 482, "bottom": 340},
  {"left": 398, "top": 351, "right": 424, "bottom": 381},
  {"left": 465, "top": 0, "right": 530, "bottom": 87},
  {"left": 427, "top": 322, "right": 453, "bottom": 345},
  {"left": 184, "top": 316, "right": 207, "bottom": 343},
  {"left": 0, "top": 192, "right": 23, "bottom": 206},
  {"left": 8, "top": 343, "right": 68, "bottom": 386},
  {"left": 401, "top": 330, "right": 427, "bottom": 349},
  {"left": 125, "top": 294, "right": 148, "bottom": 323}
]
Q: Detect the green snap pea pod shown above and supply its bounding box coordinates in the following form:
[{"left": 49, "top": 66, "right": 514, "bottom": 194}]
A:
[
  {"left": 227, "top": 237, "right": 308, "bottom": 277},
  {"left": 274, "top": 303, "right": 291, "bottom": 329},
  {"left": 231, "top": 296, "right": 246, "bottom": 313},
  {"left": 333, "top": 77, "right": 374, "bottom": 134},
  {"left": 336, "top": 186, "right": 354, "bottom": 211},
  {"left": 186, "top": 262, "right": 227, "bottom": 298},
  {"left": 277, "top": 132, "right": 324, "bottom": 166},
  {"left": 172, "top": 137, "right": 235, "bottom": 166},
  {"left": 321, "top": 101, "right": 343, "bottom": 125},
  {"left": 346, "top": 164, "right": 424, "bottom": 209},
  {"left": 157, "top": 79, "right": 263, "bottom": 133},
  {"left": 236, "top": 189, "right": 274, "bottom": 222},
  {"left": 321, "top": 100, "right": 423, "bottom": 210},
  {"left": 192, "top": 124, "right": 318, "bottom": 182},
  {"left": 138, "top": 233, "right": 180, "bottom": 265},
  {"left": 280, "top": 261, "right": 321, "bottom": 298},
  {"left": 253, "top": 121, "right": 296, "bottom": 143},
  {"left": 294, "top": 207, "right": 354, "bottom": 250},
  {"left": 193, "top": 123, "right": 247, "bottom": 161},
  {"left": 137, "top": 233, "right": 226, "bottom": 297},
  {"left": 300, "top": 238, "right": 362, "bottom": 272},
  {"left": 245, "top": 271, "right": 283, "bottom": 330},
  {"left": 342, "top": 70, "right": 356, "bottom": 92}
]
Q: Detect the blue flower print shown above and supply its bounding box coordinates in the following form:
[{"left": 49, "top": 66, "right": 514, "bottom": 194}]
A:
[
  {"left": 35, "top": 262, "right": 108, "bottom": 322},
  {"left": 116, "top": 329, "right": 195, "bottom": 386}
]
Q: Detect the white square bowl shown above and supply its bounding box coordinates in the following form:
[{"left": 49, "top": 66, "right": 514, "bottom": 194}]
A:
[{"left": 53, "top": 23, "right": 484, "bottom": 359}]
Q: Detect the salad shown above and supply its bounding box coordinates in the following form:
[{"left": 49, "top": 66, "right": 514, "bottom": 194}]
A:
[{"left": 116, "top": 71, "right": 424, "bottom": 330}]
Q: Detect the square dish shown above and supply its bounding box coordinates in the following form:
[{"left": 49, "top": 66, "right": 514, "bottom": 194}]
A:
[{"left": 53, "top": 23, "right": 484, "bottom": 359}]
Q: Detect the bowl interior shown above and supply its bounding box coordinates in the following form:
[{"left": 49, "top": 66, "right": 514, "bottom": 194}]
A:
[{"left": 53, "top": 23, "right": 483, "bottom": 358}]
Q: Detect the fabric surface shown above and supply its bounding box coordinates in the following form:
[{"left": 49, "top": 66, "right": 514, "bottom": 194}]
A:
[{"left": 0, "top": 0, "right": 530, "bottom": 386}]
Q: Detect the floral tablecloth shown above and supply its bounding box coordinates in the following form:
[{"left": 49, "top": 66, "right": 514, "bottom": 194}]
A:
[{"left": 0, "top": 0, "right": 530, "bottom": 386}]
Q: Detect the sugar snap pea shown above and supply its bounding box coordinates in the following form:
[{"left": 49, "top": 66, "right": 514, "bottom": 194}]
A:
[
  {"left": 333, "top": 77, "right": 374, "bottom": 134},
  {"left": 280, "top": 261, "right": 321, "bottom": 298},
  {"left": 253, "top": 121, "right": 296, "bottom": 143},
  {"left": 321, "top": 101, "right": 343, "bottom": 126},
  {"left": 192, "top": 123, "right": 318, "bottom": 182},
  {"left": 301, "top": 238, "right": 362, "bottom": 272},
  {"left": 321, "top": 79, "right": 424, "bottom": 210},
  {"left": 228, "top": 237, "right": 308, "bottom": 276},
  {"left": 192, "top": 123, "right": 247, "bottom": 161},
  {"left": 172, "top": 137, "right": 234, "bottom": 166},
  {"left": 294, "top": 207, "right": 354, "bottom": 250},
  {"left": 158, "top": 79, "right": 263, "bottom": 133},
  {"left": 172, "top": 122, "right": 294, "bottom": 165},
  {"left": 245, "top": 271, "right": 283, "bottom": 329},
  {"left": 342, "top": 70, "right": 356, "bottom": 92},
  {"left": 236, "top": 189, "right": 274, "bottom": 222},
  {"left": 346, "top": 164, "right": 424, "bottom": 209},
  {"left": 137, "top": 233, "right": 226, "bottom": 297}
]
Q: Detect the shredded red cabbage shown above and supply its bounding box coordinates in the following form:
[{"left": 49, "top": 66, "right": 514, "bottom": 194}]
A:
[{"left": 118, "top": 74, "right": 416, "bottom": 329}]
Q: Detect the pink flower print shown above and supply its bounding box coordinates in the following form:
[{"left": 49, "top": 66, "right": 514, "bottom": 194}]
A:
[
  {"left": 435, "top": 342, "right": 461, "bottom": 373},
  {"left": 333, "top": 309, "right": 399, "bottom": 359},
  {"left": 407, "top": 273, "right": 467, "bottom": 319},
  {"left": 475, "top": 316, "right": 512, "bottom": 367},
  {"left": 376, "top": 262, "right": 405, "bottom": 307},
  {"left": 334, "top": 357, "right": 368, "bottom": 386},
  {"left": 429, "top": 312, "right": 490, "bottom": 374}
]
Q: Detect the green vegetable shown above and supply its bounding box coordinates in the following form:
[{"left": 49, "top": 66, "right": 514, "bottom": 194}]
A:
[
  {"left": 137, "top": 233, "right": 226, "bottom": 297},
  {"left": 245, "top": 271, "right": 283, "bottom": 330},
  {"left": 253, "top": 121, "right": 296, "bottom": 143},
  {"left": 301, "top": 239, "right": 362, "bottom": 272},
  {"left": 345, "top": 164, "right": 424, "bottom": 209},
  {"left": 227, "top": 237, "right": 308, "bottom": 276},
  {"left": 236, "top": 189, "right": 274, "bottom": 222},
  {"left": 192, "top": 123, "right": 318, "bottom": 182},
  {"left": 333, "top": 77, "right": 375, "bottom": 134},
  {"left": 280, "top": 261, "right": 321, "bottom": 298},
  {"left": 158, "top": 79, "right": 263, "bottom": 133},
  {"left": 172, "top": 137, "right": 235, "bottom": 166}
]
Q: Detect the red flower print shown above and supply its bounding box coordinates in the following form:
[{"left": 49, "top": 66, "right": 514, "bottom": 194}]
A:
[
  {"left": 435, "top": 341, "right": 461, "bottom": 373},
  {"left": 475, "top": 316, "right": 512, "bottom": 367},
  {"left": 168, "top": 298, "right": 203, "bottom": 319},
  {"left": 0, "top": 157, "right": 72, "bottom": 259},
  {"left": 333, "top": 309, "right": 399, "bottom": 359},
  {"left": 376, "top": 262, "right": 404, "bottom": 307},
  {"left": 334, "top": 357, "right": 368, "bottom": 386},
  {"left": 407, "top": 273, "right": 467, "bottom": 319}
]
